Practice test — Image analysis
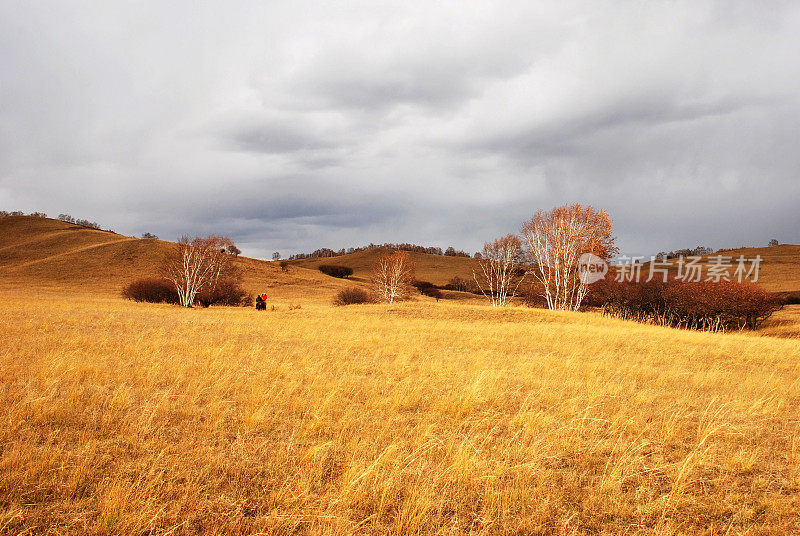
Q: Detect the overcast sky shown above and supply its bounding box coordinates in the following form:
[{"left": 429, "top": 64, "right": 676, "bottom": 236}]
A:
[{"left": 1, "top": 1, "right": 798, "bottom": 259}]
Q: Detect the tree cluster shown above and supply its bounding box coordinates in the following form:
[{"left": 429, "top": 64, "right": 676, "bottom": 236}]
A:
[
  {"left": 473, "top": 234, "right": 525, "bottom": 307},
  {"left": 654, "top": 246, "right": 714, "bottom": 261},
  {"left": 1, "top": 210, "right": 46, "bottom": 217},
  {"left": 520, "top": 204, "right": 617, "bottom": 311},
  {"left": 289, "top": 243, "right": 472, "bottom": 260},
  {"left": 58, "top": 213, "right": 102, "bottom": 230}
]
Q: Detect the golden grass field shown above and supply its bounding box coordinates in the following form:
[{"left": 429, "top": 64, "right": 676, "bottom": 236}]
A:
[
  {"left": 2, "top": 216, "right": 800, "bottom": 535},
  {"left": 2, "top": 289, "right": 800, "bottom": 535}
]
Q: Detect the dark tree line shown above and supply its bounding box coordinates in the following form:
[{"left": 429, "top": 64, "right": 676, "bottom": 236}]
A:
[
  {"left": 654, "top": 246, "right": 714, "bottom": 260},
  {"left": 57, "top": 213, "right": 103, "bottom": 230},
  {"left": 289, "top": 243, "right": 473, "bottom": 260}
]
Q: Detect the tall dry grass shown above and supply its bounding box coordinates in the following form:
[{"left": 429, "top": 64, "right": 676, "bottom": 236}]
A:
[{"left": 1, "top": 290, "right": 799, "bottom": 535}]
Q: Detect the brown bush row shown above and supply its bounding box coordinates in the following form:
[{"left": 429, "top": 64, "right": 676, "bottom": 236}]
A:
[
  {"left": 584, "top": 279, "right": 784, "bottom": 332},
  {"left": 122, "top": 278, "right": 251, "bottom": 307},
  {"left": 290, "top": 243, "right": 473, "bottom": 260},
  {"left": 318, "top": 265, "right": 353, "bottom": 278},
  {"left": 412, "top": 280, "right": 442, "bottom": 300}
]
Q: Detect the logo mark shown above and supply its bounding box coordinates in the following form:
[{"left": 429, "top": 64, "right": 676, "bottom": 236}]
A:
[{"left": 578, "top": 253, "right": 608, "bottom": 284}]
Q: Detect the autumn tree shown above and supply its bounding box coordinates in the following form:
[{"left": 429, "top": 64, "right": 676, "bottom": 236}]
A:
[
  {"left": 163, "top": 235, "right": 237, "bottom": 307},
  {"left": 521, "top": 204, "right": 616, "bottom": 311},
  {"left": 372, "top": 250, "right": 415, "bottom": 304},
  {"left": 473, "top": 234, "right": 524, "bottom": 307}
]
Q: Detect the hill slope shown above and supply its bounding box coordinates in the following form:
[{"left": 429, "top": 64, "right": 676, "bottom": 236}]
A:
[
  {"left": 636, "top": 244, "right": 800, "bottom": 294},
  {"left": 289, "top": 248, "right": 479, "bottom": 287},
  {"left": 3, "top": 215, "right": 799, "bottom": 301},
  {"left": 0, "top": 216, "right": 356, "bottom": 301}
]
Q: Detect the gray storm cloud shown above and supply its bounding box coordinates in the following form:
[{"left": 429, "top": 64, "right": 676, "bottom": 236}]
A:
[{"left": 1, "top": 1, "right": 798, "bottom": 259}]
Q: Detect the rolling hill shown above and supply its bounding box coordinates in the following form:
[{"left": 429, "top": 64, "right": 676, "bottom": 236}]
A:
[
  {"left": 2, "top": 215, "right": 799, "bottom": 303},
  {"left": 288, "top": 247, "right": 479, "bottom": 287},
  {"left": 635, "top": 244, "right": 800, "bottom": 295},
  {"left": 0, "top": 216, "right": 355, "bottom": 301}
]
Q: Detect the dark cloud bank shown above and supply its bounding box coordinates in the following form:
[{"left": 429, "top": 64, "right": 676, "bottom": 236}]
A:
[{"left": 1, "top": 1, "right": 798, "bottom": 259}]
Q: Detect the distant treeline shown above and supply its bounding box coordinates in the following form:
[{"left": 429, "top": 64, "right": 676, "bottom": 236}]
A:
[
  {"left": 0, "top": 210, "right": 112, "bottom": 233},
  {"left": 654, "top": 246, "right": 714, "bottom": 260},
  {"left": 56, "top": 214, "right": 102, "bottom": 230},
  {"left": 0, "top": 210, "right": 48, "bottom": 218},
  {"left": 289, "top": 243, "right": 475, "bottom": 260}
]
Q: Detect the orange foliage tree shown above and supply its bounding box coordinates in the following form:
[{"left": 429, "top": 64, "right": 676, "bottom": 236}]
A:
[
  {"left": 473, "top": 234, "right": 524, "bottom": 307},
  {"left": 521, "top": 204, "right": 617, "bottom": 311}
]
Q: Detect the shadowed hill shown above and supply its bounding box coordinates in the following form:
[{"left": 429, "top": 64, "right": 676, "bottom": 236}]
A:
[
  {"left": 288, "top": 247, "right": 479, "bottom": 287},
  {"left": 0, "top": 216, "right": 356, "bottom": 301}
]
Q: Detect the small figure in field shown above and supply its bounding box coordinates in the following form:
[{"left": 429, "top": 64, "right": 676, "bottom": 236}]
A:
[{"left": 255, "top": 293, "right": 267, "bottom": 310}]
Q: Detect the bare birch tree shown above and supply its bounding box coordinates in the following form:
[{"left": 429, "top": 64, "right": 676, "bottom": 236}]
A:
[
  {"left": 521, "top": 204, "right": 616, "bottom": 311},
  {"left": 373, "top": 250, "right": 415, "bottom": 304},
  {"left": 163, "top": 235, "right": 236, "bottom": 307},
  {"left": 473, "top": 234, "right": 524, "bottom": 307}
]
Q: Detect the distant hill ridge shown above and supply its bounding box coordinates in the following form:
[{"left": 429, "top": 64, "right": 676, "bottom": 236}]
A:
[
  {"left": 0, "top": 215, "right": 352, "bottom": 300},
  {"left": 1, "top": 214, "right": 798, "bottom": 299}
]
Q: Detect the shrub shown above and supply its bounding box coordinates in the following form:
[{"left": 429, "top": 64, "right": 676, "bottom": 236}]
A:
[
  {"left": 279, "top": 260, "right": 289, "bottom": 272},
  {"left": 587, "top": 278, "right": 783, "bottom": 332},
  {"left": 333, "top": 287, "right": 372, "bottom": 306},
  {"left": 318, "top": 265, "right": 353, "bottom": 278},
  {"left": 141, "top": 232, "right": 159, "bottom": 239},
  {"left": 445, "top": 276, "right": 469, "bottom": 292},
  {"left": 412, "top": 280, "right": 435, "bottom": 291},
  {"left": 196, "top": 279, "right": 251, "bottom": 307},
  {"left": 784, "top": 292, "right": 800, "bottom": 305},
  {"left": 122, "top": 278, "right": 179, "bottom": 304},
  {"left": 421, "top": 287, "right": 442, "bottom": 300},
  {"left": 413, "top": 280, "right": 443, "bottom": 301},
  {"left": 520, "top": 284, "right": 548, "bottom": 308}
]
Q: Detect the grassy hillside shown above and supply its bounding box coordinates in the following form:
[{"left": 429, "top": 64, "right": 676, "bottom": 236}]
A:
[
  {"left": 0, "top": 216, "right": 356, "bottom": 301},
  {"left": 289, "top": 248, "right": 479, "bottom": 287},
  {"left": 636, "top": 244, "right": 800, "bottom": 294},
  {"left": 2, "top": 215, "right": 799, "bottom": 304},
  {"left": 1, "top": 290, "right": 799, "bottom": 534}
]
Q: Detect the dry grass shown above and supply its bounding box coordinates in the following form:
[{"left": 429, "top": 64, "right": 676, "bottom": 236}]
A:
[
  {"left": 758, "top": 305, "right": 800, "bottom": 339},
  {"left": 2, "top": 288, "right": 799, "bottom": 535}
]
